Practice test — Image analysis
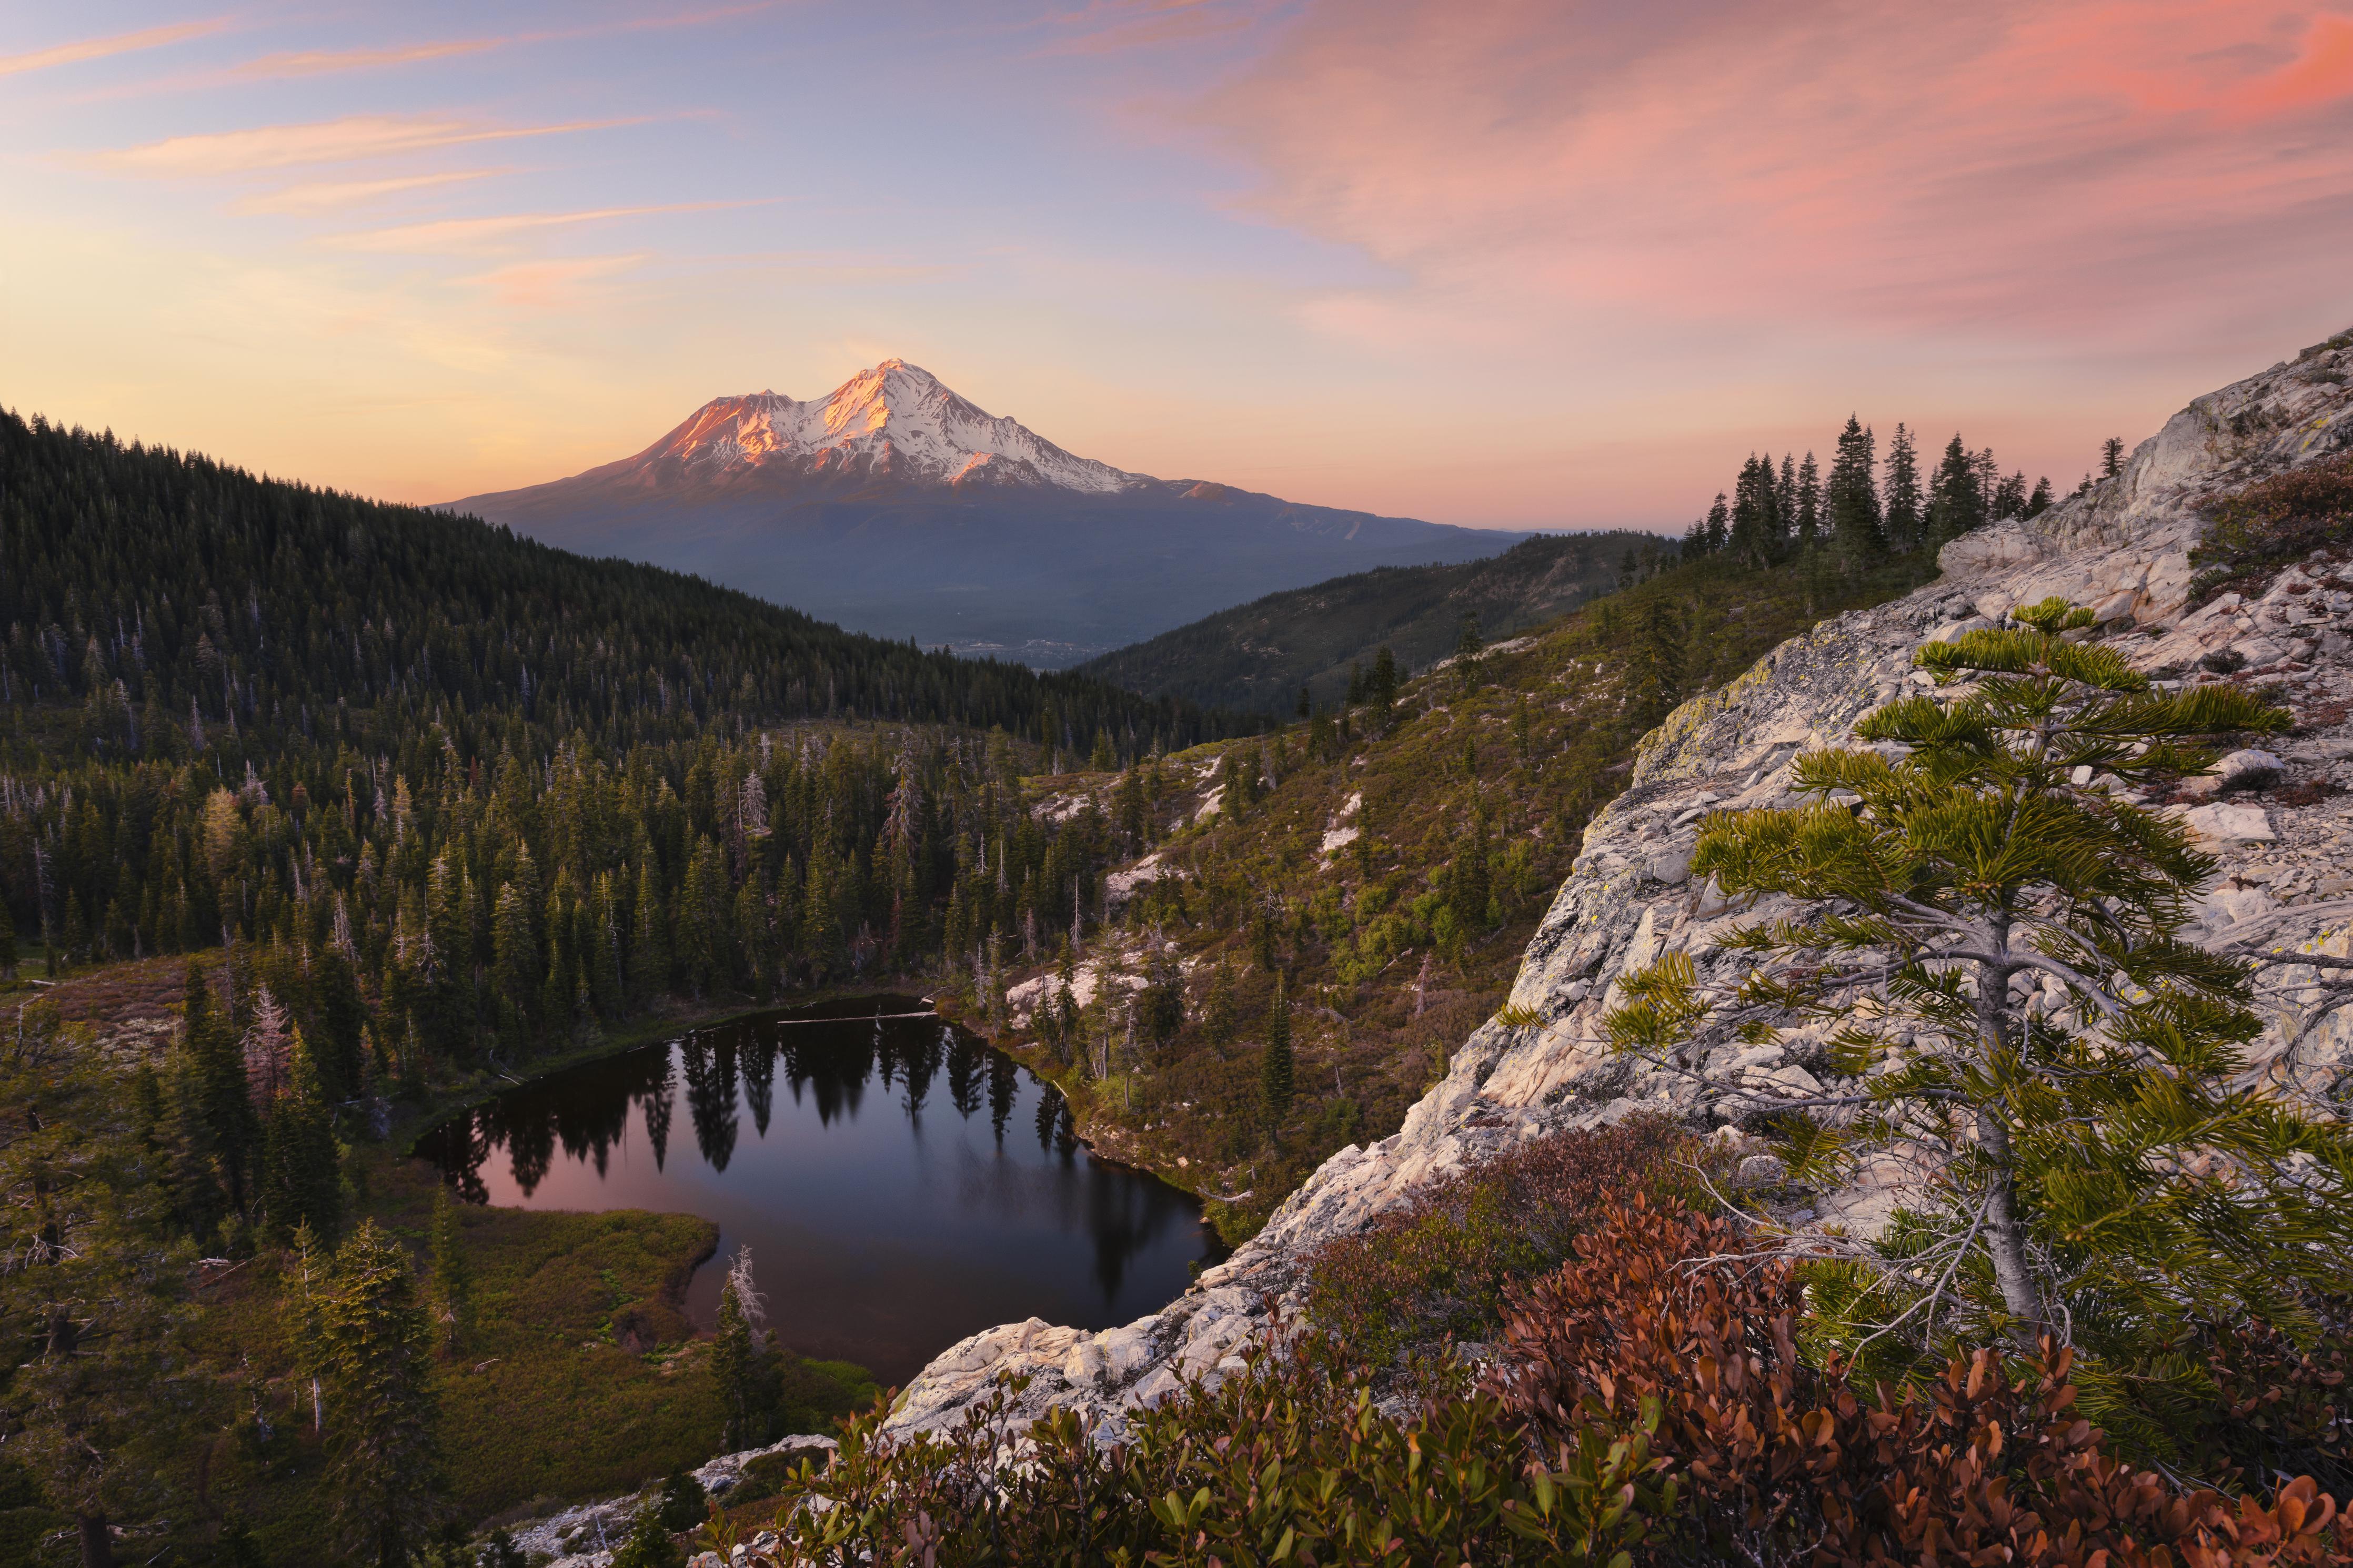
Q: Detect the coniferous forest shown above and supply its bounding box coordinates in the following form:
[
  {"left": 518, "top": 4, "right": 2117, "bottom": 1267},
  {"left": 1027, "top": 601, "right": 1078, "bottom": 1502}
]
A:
[{"left": 0, "top": 409, "right": 1249, "bottom": 1126}]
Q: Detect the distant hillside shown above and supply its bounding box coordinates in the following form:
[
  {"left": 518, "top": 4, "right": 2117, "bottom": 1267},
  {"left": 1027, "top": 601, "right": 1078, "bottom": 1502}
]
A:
[{"left": 1072, "top": 532, "right": 1666, "bottom": 712}]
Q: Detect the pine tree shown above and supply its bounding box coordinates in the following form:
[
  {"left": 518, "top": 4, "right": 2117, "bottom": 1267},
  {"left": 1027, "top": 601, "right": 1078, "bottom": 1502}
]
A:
[
  {"left": 1927, "top": 432, "right": 1984, "bottom": 543},
  {"left": 711, "top": 1247, "right": 767, "bottom": 1450},
  {"left": 2101, "top": 434, "right": 2126, "bottom": 477},
  {"left": 426, "top": 1185, "right": 473, "bottom": 1355},
  {"left": 0, "top": 915, "right": 14, "bottom": 980},
  {"left": 1454, "top": 613, "right": 1484, "bottom": 692},
  {"left": 1369, "top": 646, "right": 1399, "bottom": 712},
  {"left": 0, "top": 1004, "right": 192, "bottom": 1568},
  {"left": 1450, "top": 809, "right": 1493, "bottom": 938},
  {"left": 258, "top": 1027, "right": 341, "bottom": 1245},
  {"left": 1883, "top": 422, "right": 1922, "bottom": 552},
  {"left": 285, "top": 1219, "right": 445, "bottom": 1568},
  {"left": 490, "top": 882, "right": 537, "bottom": 1051},
  {"left": 630, "top": 861, "right": 670, "bottom": 1004},
  {"left": 2025, "top": 476, "right": 2054, "bottom": 517},
  {"left": 185, "top": 960, "right": 255, "bottom": 1213},
  {"left": 1992, "top": 470, "right": 2029, "bottom": 521},
  {"left": 1795, "top": 452, "right": 1822, "bottom": 544},
  {"left": 1626, "top": 595, "right": 1687, "bottom": 726},
  {"left": 1703, "top": 492, "right": 1729, "bottom": 555},
  {"left": 1260, "top": 976, "right": 1294, "bottom": 1138},
  {"left": 1202, "top": 960, "right": 1238, "bottom": 1059},
  {"left": 1824, "top": 416, "right": 1883, "bottom": 562},
  {"left": 1605, "top": 601, "right": 2353, "bottom": 1412},
  {"left": 611, "top": 1502, "right": 685, "bottom": 1568}
]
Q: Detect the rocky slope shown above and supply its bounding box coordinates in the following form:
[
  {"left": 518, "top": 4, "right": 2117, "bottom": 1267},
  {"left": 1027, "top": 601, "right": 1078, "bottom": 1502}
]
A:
[{"left": 880, "top": 329, "right": 2353, "bottom": 1443}]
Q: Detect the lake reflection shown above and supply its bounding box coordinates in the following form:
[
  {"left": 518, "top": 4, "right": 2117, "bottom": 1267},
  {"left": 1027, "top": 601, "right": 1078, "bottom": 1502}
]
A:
[{"left": 415, "top": 996, "right": 1222, "bottom": 1386}]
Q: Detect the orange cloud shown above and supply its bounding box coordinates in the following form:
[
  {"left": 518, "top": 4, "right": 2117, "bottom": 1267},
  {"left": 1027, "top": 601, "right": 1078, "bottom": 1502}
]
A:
[
  {"left": 96, "top": 114, "right": 645, "bottom": 176},
  {"left": 233, "top": 40, "right": 505, "bottom": 78},
  {"left": 325, "top": 199, "right": 779, "bottom": 254},
  {"left": 0, "top": 18, "right": 226, "bottom": 77},
  {"left": 235, "top": 170, "right": 510, "bottom": 214},
  {"left": 224, "top": 3, "right": 796, "bottom": 80}
]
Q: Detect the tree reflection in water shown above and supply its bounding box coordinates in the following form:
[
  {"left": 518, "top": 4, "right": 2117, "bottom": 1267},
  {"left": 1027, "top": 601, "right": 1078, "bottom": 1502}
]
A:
[{"left": 412, "top": 996, "right": 1223, "bottom": 1383}]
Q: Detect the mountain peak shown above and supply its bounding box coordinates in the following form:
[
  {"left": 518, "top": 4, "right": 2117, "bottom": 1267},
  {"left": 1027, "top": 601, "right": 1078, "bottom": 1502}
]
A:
[{"left": 650, "top": 360, "right": 1141, "bottom": 494}]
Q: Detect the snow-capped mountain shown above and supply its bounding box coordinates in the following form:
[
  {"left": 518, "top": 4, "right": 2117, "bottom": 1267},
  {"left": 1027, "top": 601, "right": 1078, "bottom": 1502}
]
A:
[
  {"left": 447, "top": 360, "right": 1522, "bottom": 667},
  {"left": 645, "top": 360, "right": 1144, "bottom": 494}
]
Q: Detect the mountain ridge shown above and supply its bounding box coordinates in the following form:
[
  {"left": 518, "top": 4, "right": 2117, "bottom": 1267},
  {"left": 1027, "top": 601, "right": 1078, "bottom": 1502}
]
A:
[{"left": 445, "top": 360, "right": 1524, "bottom": 665}]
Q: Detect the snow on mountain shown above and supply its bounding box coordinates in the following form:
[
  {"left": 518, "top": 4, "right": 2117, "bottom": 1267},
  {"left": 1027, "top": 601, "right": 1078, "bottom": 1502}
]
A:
[{"left": 642, "top": 360, "right": 1145, "bottom": 494}]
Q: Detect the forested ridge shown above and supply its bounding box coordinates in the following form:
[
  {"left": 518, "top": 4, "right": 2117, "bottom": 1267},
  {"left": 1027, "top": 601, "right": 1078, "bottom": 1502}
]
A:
[{"left": 0, "top": 409, "right": 1252, "bottom": 1092}]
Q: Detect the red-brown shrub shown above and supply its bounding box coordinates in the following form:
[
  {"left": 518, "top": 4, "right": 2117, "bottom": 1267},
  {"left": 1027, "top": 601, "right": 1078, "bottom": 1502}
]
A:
[
  {"left": 1302, "top": 1116, "right": 1697, "bottom": 1370},
  {"left": 1489, "top": 1196, "right": 2352, "bottom": 1567}
]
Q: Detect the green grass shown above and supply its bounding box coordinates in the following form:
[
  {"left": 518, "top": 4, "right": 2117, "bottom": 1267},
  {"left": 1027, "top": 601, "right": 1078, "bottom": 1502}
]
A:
[{"left": 185, "top": 1152, "right": 729, "bottom": 1553}]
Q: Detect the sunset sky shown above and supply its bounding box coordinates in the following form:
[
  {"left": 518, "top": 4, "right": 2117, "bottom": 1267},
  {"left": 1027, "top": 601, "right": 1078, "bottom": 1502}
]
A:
[{"left": 6, "top": 0, "right": 2352, "bottom": 532}]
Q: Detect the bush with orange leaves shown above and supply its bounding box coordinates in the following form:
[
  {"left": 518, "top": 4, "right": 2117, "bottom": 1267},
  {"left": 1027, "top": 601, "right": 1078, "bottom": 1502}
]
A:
[{"left": 1490, "top": 1194, "right": 2351, "bottom": 1568}]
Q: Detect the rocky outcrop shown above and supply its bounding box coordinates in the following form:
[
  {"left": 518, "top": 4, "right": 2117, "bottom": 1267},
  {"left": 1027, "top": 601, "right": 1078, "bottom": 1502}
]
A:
[
  {"left": 512, "top": 1434, "right": 836, "bottom": 1567},
  {"left": 880, "top": 330, "right": 2353, "bottom": 1444}
]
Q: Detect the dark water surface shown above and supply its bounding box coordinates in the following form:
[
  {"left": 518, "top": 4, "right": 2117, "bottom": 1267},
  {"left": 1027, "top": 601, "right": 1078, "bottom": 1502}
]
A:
[{"left": 416, "top": 997, "right": 1222, "bottom": 1386}]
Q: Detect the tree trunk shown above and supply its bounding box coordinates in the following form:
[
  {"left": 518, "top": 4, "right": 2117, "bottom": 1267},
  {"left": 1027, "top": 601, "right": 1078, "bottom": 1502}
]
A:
[
  {"left": 1975, "top": 1109, "right": 2046, "bottom": 1349},
  {"left": 1976, "top": 942, "right": 2047, "bottom": 1349},
  {"left": 76, "top": 1510, "right": 111, "bottom": 1568}
]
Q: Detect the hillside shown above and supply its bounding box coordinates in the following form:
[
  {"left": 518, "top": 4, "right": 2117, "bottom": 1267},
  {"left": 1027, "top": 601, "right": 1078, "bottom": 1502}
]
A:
[
  {"left": 448, "top": 360, "right": 1520, "bottom": 665},
  {"left": 886, "top": 326, "right": 2353, "bottom": 1486},
  {"left": 961, "top": 544, "right": 1935, "bottom": 1240},
  {"left": 1072, "top": 531, "right": 1664, "bottom": 712}
]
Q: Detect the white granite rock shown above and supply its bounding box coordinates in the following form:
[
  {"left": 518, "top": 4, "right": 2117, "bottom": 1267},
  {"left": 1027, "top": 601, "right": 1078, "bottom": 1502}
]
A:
[{"left": 871, "top": 331, "right": 2353, "bottom": 1449}]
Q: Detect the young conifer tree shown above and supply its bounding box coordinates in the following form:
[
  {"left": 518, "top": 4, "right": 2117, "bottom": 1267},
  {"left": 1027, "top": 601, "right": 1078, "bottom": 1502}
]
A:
[
  {"left": 1606, "top": 600, "right": 2353, "bottom": 1375},
  {"left": 426, "top": 1186, "right": 474, "bottom": 1354},
  {"left": 712, "top": 1247, "right": 768, "bottom": 1450},
  {"left": 1260, "top": 976, "right": 1294, "bottom": 1139},
  {"left": 286, "top": 1219, "right": 446, "bottom": 1568},
  {"left": 258, "top": 1027, "right": 341, "bottom": 1245}
]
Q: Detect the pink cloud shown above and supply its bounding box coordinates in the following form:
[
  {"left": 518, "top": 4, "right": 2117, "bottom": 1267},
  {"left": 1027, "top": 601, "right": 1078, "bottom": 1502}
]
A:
[{"left": 1201, "top": 0, "right": 2353, "bottom": 350}]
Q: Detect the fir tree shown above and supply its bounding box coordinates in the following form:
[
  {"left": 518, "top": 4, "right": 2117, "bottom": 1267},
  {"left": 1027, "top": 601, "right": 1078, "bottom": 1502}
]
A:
[
  {"left": 1927, "top": 432, "right": 1984, "bottom": 543},
  {"left": 630, "top": 861, "right": 671, "bottom": 1004},
  {"left": 1992, "top": 470, "right": 2030, "bottom": 521},
  {"left": 1626, "top": 595, "right": 1687, "bottom": 726},
  {"left": 1824, "top": 416, "right": 1883, "bottom": 562},
  {"left": 0, "top": 1004, "right": 193, "bottom": 1568},
  {"left": 185, "top": 961, "right": 255, "bottom": 1213},
  {"left": 1451, "top": 809, "right": 1493, "bottom": 938},
  {"left": 1202, "top": 960, "right": 1238, "bottom": 1059},
  {"left": 1369, "top": 646, "right": 1399, "bottom": 712},
  {"left": 1606, "top": 601, "right": 2353, "bottom": 1412},
  {"left": 1260, "top": 976, "right": 1294, "bottom": 1137},
  {"left": 711, "top": 1247, "right": 767, "bottom": 1450},
  {"left": 1883, "top": 422, "right": 1922, "bottom": 552},
  {"left": 490, "top": 883, "right": 537, "bottom": 1051},
  {"left": 258, "top": 1027, "right": 341, "bottom": 1245},
  {"left": 426, "top": 1185, "right": 474, "bottom": 1355},
  {"left": 285, "top": 1219, "right": 446, "bottom": 1568},
  {"left": 611, "top": 1503, "right": 685, "bottom": 1568}
]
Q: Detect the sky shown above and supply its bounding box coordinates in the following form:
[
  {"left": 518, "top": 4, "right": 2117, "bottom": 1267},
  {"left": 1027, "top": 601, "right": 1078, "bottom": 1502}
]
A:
[{"left": 5, "top": 0, "right": 2353, "bottom": 532}]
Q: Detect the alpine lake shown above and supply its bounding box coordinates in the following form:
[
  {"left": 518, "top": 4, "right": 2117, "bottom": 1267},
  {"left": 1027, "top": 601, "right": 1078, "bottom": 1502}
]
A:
[{"left": 414, "top": 996, "right": 1225, "bottom": 1387}]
